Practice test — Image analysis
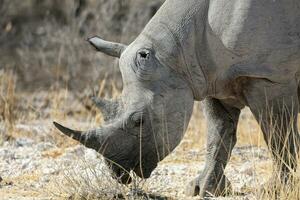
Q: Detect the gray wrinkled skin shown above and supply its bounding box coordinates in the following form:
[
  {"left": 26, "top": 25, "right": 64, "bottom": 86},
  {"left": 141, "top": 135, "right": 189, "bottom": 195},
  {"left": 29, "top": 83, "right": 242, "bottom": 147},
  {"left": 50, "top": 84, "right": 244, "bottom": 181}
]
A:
[{"left": 54, "top": 0, "right": 300, "bottom": 197}]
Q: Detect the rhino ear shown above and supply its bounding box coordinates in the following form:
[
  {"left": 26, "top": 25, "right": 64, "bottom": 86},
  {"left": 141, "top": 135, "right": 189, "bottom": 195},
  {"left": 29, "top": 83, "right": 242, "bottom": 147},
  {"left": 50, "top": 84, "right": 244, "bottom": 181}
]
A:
[{"left": 87, "top": 36, "right": 127, "bottom": 58}]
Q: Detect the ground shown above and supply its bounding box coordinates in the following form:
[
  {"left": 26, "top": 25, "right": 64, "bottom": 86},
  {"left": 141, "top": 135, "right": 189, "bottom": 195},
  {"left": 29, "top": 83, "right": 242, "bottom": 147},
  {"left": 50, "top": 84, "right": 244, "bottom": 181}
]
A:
[{"left": 0, "top": 82, "right": 299, "bottom": 200}]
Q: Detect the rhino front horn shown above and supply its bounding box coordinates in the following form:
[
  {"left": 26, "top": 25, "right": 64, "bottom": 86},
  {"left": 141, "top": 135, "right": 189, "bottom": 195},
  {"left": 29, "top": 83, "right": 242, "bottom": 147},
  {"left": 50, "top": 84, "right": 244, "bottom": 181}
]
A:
[
  {"left": 88, "top": 36, "right": 127, "bottom": 58},
  {"left": 53, "top": 122, "right": 108, "bottom": 152}
]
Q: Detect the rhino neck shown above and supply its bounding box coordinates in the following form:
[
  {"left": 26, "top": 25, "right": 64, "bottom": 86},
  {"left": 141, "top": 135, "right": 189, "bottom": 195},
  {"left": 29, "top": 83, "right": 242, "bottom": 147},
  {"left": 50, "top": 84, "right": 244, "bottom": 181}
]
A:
[{"left": 138, "top": 0, "right": 211, "bottom": 101}]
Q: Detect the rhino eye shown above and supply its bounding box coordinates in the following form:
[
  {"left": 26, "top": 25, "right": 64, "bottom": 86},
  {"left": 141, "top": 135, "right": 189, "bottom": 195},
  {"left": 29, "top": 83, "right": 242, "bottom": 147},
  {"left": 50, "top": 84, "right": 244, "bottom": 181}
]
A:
[
  {"left": 136, "top": 49, "right": 151, "bottom": 67},
  {"left": 134, "top": 49, "right": 155, "bottom": 80},
  {"left": 137, "top": 49, "right": 150, "bottom": 60}
]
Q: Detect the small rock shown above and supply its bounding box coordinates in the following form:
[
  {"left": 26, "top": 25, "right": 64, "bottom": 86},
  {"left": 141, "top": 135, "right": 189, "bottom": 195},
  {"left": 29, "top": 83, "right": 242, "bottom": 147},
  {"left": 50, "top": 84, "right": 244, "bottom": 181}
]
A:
[
  {"left": 40, "top": 176, "right": 50, "bottom": 183},
  {"left": 37, "top": 142, "right": 55, "bottom": 151},
  {"left": 84, "top": 149, "right": 99, "bottom": 161},
  {"left": 64, "top": 145, "right": 85, "bottom": 157},
  {"left": 16, "top": 138, "right": 34, "bottom": 147},
  {"left": 42, "top": 165, "right": 59, "bottom": 175},
  {"left": 0, "top": 149, "right": 15, "bottom": 160}
]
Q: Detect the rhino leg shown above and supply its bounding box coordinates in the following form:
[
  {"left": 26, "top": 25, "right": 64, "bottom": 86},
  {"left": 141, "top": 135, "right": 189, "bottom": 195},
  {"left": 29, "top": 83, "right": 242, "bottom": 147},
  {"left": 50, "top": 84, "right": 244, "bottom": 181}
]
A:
[
  {"left": 186, "top": 98, "right": 240, "bottom": 197},
  {"left": 244, "top": 79, "right": 300, "bottom": 184}
]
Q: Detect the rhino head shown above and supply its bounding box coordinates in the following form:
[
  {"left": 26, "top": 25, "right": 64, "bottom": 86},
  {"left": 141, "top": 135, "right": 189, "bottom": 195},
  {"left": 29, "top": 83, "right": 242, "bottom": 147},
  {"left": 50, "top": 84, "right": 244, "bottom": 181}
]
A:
[{"left": 54, "top": 35, "right": 194, "bottom": 184}]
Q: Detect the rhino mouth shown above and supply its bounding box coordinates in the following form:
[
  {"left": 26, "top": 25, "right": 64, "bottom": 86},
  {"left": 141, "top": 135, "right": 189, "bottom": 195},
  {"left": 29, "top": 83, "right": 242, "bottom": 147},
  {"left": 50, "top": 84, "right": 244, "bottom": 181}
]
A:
[
  {"left": 107, "top": 160, "right": 153, "bottom": 184},
  {"left": 132, "top": 150, "right": 158, "bottom": 179},
  {"left": 133, "top": 163, "right": 151, "bottom": 179},
  {"left": 107, "top": 150, "right": 155, "bottom": 183},
  {"left": 111, "top": 164, "right": 154, "bottom": 184}
]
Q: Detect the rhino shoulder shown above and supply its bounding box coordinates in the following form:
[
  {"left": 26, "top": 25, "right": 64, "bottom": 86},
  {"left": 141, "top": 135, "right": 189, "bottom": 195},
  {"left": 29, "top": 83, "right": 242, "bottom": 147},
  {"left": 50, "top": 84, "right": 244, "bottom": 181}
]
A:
[
  {"left": 221, "top": 64, "right": 285, "bottom": 84},
  {"left": 208, "top": 0, "right": 300, "bottom": 55}
]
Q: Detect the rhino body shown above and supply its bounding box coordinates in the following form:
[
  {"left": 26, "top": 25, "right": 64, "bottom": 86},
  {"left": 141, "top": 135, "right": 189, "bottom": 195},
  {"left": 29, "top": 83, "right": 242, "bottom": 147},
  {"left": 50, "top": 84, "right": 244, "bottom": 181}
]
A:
[{"left": 54, "top": 0, "right": 300, "bottom": 197}]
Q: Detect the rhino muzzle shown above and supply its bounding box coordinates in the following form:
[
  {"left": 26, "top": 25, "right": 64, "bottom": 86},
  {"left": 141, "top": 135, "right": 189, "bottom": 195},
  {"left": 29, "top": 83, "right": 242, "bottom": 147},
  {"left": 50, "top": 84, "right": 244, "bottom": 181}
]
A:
[
  {"left": 53, "top": 120, "right": 139, "bottom": 183},
  {"left": 53, "top": 96, "right": 149, "bottom": 184}
]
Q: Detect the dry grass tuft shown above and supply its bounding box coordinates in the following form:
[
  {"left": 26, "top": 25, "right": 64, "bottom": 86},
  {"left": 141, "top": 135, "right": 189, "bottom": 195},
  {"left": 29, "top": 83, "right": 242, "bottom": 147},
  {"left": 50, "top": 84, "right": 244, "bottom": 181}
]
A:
[
  {"left": 51, "top": 156, "right": 140, "bottom": 200},
  {"left": 0, "top": 70, "right": 17, "bottom": 127},
  {"left": 257, "top": 175, "right": 300, "bottom": 199},
  {"left": 0, "top": 70, "right": 17, "bottom": 143}
]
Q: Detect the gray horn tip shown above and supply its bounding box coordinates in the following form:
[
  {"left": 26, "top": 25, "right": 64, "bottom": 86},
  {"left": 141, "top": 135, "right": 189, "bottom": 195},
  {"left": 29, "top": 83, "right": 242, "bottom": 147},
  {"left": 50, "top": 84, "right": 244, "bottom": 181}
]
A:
[
  {"left": 53, "top": 121, "right": 82, "bottom": 139},
  {"left": 53, "top": 121, "right": 61, "bottom": 128},
  {"left": 87, "top": 36, "right": 96, "bottom": 41},
  {"left": 86, "top": 36, "right": 102, "bottom": 50},
  {"left": 53, "top": 121, "right": 69, "bottom": 134},
  {"left": 86, "top": 36, "right": 126, "bottom": 58}
]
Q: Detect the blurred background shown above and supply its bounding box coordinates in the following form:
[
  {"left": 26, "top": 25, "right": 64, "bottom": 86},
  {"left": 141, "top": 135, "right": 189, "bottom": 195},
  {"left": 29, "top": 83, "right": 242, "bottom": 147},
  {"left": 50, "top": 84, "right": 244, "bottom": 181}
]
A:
[
  {"left": 0, "top": 0, "right": 164, "bottom": 91},
  {"left": 0, "top": 0, "right": 166, "bottom": 140}
]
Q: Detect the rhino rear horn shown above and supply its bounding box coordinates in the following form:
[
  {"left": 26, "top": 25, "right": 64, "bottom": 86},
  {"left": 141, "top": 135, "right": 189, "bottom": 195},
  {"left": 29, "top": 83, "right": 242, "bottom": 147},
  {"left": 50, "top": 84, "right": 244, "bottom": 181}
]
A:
[
  {"left": 92, "top": 97, "right": 120, "bottom": 121},
  {"left": 88, "top": 36, "right": 127, "bottom": 58}
]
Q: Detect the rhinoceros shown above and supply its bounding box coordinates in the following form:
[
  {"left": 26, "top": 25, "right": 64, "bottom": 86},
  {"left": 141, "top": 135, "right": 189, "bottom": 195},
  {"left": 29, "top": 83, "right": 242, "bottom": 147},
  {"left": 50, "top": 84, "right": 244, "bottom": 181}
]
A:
[{"left": 54, "top": 0, "right": 300, "bottom": 197}]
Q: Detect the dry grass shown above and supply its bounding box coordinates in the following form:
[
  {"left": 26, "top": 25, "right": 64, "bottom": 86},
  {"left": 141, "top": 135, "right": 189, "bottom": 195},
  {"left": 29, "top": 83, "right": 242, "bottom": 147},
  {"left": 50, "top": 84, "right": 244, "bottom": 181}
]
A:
[
  {"left": 0, "top": 70, "right": 17, "bottom": 136},
  {"left": 52, "top": 159, "right": 128, "bottom": 200},
  {"left": 1, "top": 69, "right": 300, "bottom": 200}
]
